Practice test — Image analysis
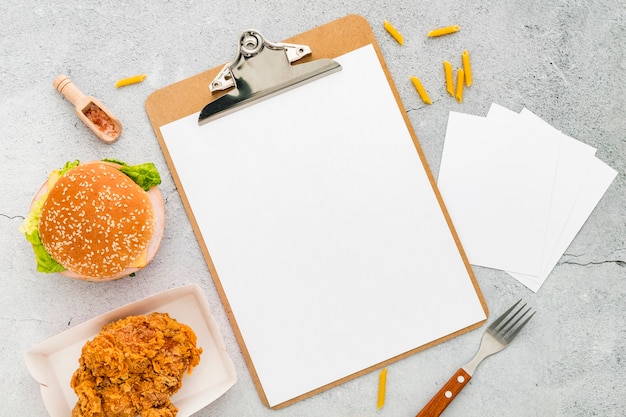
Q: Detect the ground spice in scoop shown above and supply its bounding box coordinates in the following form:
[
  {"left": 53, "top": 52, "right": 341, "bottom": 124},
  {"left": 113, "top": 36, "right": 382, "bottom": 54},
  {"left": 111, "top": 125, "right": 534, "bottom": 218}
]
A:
[{"left": 83, "top": 103, "right": 120, "bottom": 139}]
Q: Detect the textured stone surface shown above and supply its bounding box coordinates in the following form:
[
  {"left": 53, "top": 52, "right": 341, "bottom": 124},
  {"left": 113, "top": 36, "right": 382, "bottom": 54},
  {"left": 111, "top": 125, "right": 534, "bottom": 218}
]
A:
[{"left": 1, "top": 1, "right": 624, "bottom": 416}]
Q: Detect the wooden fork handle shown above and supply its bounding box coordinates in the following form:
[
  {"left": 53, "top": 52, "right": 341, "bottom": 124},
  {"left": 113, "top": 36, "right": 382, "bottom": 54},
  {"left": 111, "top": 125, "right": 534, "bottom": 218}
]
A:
[{"left": 415, "top": 368, "right": 471, "bottom": 417}]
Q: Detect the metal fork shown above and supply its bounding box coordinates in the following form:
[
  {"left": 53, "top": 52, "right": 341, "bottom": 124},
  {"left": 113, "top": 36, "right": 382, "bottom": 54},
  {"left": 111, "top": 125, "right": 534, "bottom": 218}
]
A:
[{"left": 415, "top": 300, "right": 535, "bottom": 417}]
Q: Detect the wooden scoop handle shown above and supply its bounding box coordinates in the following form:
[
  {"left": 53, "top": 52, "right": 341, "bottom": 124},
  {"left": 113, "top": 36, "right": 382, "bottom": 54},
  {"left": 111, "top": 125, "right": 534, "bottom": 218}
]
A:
[{"left": 53, "top": 75, "right": 89, "bottom": 107}]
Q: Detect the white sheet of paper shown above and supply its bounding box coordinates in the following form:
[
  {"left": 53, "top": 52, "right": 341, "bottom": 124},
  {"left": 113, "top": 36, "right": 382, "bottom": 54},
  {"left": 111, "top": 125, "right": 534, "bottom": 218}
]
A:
[
  {"left": 437, "top": 109, "right": 560, "bottom": 275},
  {"left": 438, "top": 104, "right": 615, "bottom": 292},
  {"left": 503, "top": 108, "right": 601, "bottom": 291},
  {"left": 517, "top": 108, "right": 597, "bottom": 264},
  {"left": 508, "top": 154, "right": 616, "bottom": 291},
  {"left": 160, "top": 44, "right": 486, "bottom": 407}
]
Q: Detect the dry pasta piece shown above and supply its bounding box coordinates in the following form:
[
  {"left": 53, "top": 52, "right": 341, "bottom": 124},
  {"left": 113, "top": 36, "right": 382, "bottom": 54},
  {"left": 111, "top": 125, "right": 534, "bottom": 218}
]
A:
[
  {"left": 384, "top": 20, "right": 404, "bottom": 45},
  {"left": 115, "top": 74, "right": 147, "bottom": 88},
  {"left": 377, "top": 368, "right": 388, "bottom": 409},
  {"left": 410, "top": 76, "right": 432, "bottom": 105},
  {"left": 443, "top": 60, "right": 454, "bottom": 96},
  {"left": 462, "top": 50, "right": 473, "bottom": 86},
  {"left": 428, "top": 25, "right": 461, "bottom": 37},
  {"left": 455, "top": 68, "right": 465, "bottom": 103}
]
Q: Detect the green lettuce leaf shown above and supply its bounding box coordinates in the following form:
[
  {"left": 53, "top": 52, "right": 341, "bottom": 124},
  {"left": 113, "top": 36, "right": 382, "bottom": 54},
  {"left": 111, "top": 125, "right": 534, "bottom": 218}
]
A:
[
  {"left": 18, "top": 190, "right": 66, "bottom": 273},
  {"left": 118, "top": 163, "right": 162, "bottom": 191},
  {"left": 59, "top": 160, "right": 80, "bottom": 175},
  {"left": 103, "top": 159, "right": 162, "bottom": 191},
  {"left": 32, "top": 240, "right": 67, "bottom": 273}
]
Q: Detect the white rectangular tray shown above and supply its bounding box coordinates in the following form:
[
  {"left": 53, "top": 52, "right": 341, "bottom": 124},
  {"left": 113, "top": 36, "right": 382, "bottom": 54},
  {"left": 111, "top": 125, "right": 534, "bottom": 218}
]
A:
[{"left": 25, "top": 284, "right": 237, "bottom": 417}]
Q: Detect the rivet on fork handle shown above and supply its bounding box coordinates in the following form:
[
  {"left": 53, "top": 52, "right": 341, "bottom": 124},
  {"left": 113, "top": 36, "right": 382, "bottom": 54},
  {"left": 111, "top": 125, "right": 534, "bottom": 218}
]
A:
[{"left": 415, "top": 368, "right": 471, "bottom": 417}]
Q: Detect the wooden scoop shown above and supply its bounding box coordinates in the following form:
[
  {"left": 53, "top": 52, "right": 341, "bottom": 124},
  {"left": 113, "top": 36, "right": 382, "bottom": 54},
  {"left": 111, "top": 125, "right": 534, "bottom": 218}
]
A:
[{"left": 53, "top": 75, "right": 122, "bottom": 143}]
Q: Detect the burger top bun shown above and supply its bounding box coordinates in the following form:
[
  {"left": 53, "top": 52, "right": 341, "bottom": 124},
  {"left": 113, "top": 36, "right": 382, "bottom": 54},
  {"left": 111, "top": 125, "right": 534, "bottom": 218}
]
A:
[{"left": 37, "top": 161, "right": 164, "bottom": 281}]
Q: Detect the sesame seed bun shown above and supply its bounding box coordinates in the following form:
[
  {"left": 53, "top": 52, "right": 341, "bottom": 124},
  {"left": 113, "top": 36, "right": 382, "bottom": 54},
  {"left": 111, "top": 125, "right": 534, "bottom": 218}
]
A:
[{"left": 35, "top": 161, "right": 164, "bottom": 281}]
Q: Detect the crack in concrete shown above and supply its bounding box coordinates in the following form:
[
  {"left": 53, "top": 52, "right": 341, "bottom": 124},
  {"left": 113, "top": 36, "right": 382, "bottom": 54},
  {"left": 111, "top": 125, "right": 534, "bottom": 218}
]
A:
[
  {"left": 558, "top": 259, "right": 626, "bottom": 268},
  {"left": 1, "top": 213, "right": 25, "bottom": 221},
  {"left": 0, "top": 316, "right": 53, "bottom": 324}
]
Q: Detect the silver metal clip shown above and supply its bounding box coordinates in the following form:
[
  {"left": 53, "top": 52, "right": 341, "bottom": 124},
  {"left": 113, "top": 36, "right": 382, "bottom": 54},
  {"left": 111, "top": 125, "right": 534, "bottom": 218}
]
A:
[{"left": 199, "top": 29, "right": 341, "bottom": 125}]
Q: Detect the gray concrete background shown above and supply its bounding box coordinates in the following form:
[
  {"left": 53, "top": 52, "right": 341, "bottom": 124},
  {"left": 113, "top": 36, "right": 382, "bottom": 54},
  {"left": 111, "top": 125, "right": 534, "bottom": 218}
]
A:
[{"left": 1, "top": 1, "right": 624, "bottom": 416}]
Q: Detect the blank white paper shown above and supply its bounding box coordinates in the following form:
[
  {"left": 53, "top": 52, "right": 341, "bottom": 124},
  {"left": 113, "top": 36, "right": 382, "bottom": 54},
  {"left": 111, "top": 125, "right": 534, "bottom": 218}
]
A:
[
  {"left": 160, "top": 44, "right": 486, "bottom": 407},
  {"left": 509, "top": 156, "right": 617, "bottom": 291},
  {"left": 504, "top": 109, "right": 615, "bottom": 291},
  {"left": 438, "top": 104, "right": 616, "bottom": 292},
  {"left": 503, "top": 108, "right": 601, "bottom": 290},
  {"left": 437, "top": 109, "right": 560, "bottom": 276}
]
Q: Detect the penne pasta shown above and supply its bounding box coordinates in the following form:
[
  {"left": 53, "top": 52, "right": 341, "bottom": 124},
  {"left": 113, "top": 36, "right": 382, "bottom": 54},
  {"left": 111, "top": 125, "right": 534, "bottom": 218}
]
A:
[
  {"left": 410, "top": 76, "right": 432, "bottom": 105},
  {"left": 115, "top": 74, "right": 147, "bottom": 88},
  {"left": 443, "top": 60, "right": 454, "bottom": 96},
  {"left": 384, "top": 20, "right": 404, "bottom": 45},
  {"left": 428, "top": 25, "right": 461, "bottom": 37},
  {"left": 462, "top": 49, "right": 473, "bottom": 86},
  {"left": 377, "top": 368, "right": 388, "bottom": 409},
  {"left": 455, "top": 68, "right": 465, "bottom": 103}
]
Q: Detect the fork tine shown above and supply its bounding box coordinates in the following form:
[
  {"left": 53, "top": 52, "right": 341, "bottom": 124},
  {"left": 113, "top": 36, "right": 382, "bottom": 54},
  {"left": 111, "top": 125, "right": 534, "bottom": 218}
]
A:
[
  {"left": 498, "top": 302, "right": 528, "bottom": 333},
  {"left": 503, "top": 308, "right": 535, "bottom": 343},
  {"left": 490, "top": 299, "right": 535, "bottom": 343},
  {"left": 488, "top": 299, "right": 521, "bottom": 331}
]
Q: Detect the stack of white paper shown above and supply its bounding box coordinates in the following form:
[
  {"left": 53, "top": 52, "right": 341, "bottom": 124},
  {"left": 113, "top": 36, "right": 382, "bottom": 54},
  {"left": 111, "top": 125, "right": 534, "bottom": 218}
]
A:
[{"left": 437, "top": 103, "right": 617, "bottom": 292}]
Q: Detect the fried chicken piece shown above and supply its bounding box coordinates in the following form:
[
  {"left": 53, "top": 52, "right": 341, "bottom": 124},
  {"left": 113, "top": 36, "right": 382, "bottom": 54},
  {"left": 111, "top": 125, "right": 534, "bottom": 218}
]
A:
[{"left": 70, "top": 312, "right": 202, "bottom": 417}]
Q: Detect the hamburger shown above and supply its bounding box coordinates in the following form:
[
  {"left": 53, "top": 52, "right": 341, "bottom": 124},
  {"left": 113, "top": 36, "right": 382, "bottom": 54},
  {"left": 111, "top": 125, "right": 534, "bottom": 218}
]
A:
[{"left": 19, "top": 159, "right": 164, "bottom": 281}]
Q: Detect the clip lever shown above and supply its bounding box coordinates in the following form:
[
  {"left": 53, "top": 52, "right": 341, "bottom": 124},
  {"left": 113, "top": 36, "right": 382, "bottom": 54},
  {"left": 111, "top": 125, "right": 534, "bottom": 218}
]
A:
[{"left": 198, "top": 30, "right": 341, "bottom": 125}]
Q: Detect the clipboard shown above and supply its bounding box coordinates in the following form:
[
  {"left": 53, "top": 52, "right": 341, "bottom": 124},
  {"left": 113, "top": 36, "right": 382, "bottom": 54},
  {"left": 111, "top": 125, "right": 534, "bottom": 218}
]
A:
[{"left": 146, "top": 14, "right": 488, "bottom": 409}]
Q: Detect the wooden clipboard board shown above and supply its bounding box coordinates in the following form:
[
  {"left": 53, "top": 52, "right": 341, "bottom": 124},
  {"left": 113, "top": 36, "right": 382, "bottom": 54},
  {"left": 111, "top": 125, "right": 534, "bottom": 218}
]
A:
[{"left": 146, "top": 14, "right": 488, "bottom": 409}]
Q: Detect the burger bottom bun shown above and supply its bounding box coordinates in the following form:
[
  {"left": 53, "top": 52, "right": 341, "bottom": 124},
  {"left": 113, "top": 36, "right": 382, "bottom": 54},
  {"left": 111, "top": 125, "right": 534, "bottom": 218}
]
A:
[{"left": 30, "top": 165, "right": 165, "bottom": 281}]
